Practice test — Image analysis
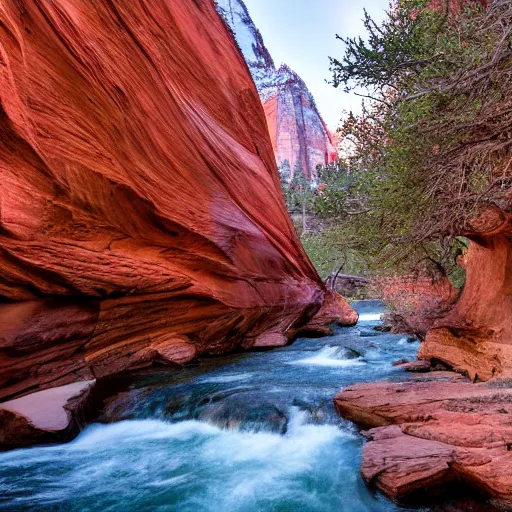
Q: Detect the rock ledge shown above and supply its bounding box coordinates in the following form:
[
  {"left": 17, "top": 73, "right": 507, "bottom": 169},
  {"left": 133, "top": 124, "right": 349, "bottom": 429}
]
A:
[
  {"left": 0, "top": 381, "right": 96, "bottom": 450},
  {"left": 334, "top": 375, "right": 512, "bottom": 506}
]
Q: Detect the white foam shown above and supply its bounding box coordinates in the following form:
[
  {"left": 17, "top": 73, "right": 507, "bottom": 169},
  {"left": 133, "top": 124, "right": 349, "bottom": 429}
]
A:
[
  {"left": 201, "top": 407, "right": 352, "bottom": 468},
  {"left": 0, "top": 413, "right": 360, "bottom": 511},
  {"left": 200, "top": 373, "right": 253, "bottom": 384},
  {"left": 69, "top": 419, "right": 220, "bottom": 449},
  {"left": 358, "top": 313, "right": 383, "bottom": 322},
  {"left": 291, "top": 346, "right": 366, "bottom": 368}
]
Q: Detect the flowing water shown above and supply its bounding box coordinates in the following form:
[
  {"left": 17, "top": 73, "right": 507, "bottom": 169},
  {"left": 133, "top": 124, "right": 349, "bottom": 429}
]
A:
[{"left": 0, "top": 301, "right": 432, "bottom": 512}]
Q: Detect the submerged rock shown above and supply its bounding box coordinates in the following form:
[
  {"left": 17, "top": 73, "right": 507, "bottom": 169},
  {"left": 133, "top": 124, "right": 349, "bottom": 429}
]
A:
[
  {"left": 359, "top": 329, "right": 382, "bottom": 338},
  {"left": 98, "top": 381, "right": 291, "bottom": 434},
  {"left": 197, "top": 393, "right": 288, "bottom": 434},
  {"left": 334, "top": 377, "right": 512, "bottom": 507}
]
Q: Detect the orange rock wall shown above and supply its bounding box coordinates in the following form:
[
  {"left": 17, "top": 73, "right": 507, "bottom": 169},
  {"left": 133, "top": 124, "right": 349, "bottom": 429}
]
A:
[
  {"left": 0, "top": 0, "right": 356, "bottom": 400},
  {"left": 420, "top": 234, "right": 512, "bottom": 380},
  {"left": 262, "top": 69, "right": 338, "bottom": 180}
]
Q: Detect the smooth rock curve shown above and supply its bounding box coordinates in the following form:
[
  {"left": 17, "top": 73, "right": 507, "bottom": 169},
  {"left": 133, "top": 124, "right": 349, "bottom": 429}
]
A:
[{"left": 0, "top": 0, "right": 356, "bottom": 401}]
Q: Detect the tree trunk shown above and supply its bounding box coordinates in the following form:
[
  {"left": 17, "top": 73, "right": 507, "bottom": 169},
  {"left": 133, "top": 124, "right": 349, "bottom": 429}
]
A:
[{"left": 302, "top": 198, "right": 307, "bottom": 236}]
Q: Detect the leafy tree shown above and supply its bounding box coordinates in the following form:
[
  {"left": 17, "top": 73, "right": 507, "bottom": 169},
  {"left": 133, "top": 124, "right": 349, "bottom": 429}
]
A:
[
  {"left": 290, "top": 163, "right": 313, "bottom": 236},
  {"left": 313, "top": 160, "right": 373, "bottom": 218},
  {"left": 278, "top": 160, "right": 293, "bottom": 210},
  {"left": 327, "top": 0, "right": 509, "bottom": 279}
]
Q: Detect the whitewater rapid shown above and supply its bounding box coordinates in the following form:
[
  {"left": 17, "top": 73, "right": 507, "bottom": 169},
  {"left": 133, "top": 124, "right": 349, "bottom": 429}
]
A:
[{"left": 0, "top": 301, "right": 426, "bottom": 512}]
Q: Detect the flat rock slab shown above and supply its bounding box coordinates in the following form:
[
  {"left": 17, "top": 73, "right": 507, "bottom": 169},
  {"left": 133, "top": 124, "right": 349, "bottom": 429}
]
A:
[
  {"left": 334, "top": 375, "right": 512, "bottom": 506},
  {"left": 0, "top": 380, "right": 95, "bottom": 450}
]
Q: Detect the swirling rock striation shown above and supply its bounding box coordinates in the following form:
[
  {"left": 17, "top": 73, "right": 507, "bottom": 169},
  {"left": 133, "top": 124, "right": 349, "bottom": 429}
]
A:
[{"left": 0, "top": 0, "right": 356, "bottom": 402}]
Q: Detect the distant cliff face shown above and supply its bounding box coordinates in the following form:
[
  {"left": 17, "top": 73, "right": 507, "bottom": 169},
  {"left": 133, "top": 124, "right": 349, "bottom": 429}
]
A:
[
  {"left": 0, "top": 0, "right": 357, "bottom": 400},
  {"left": 216, "top": 0, "right": 338, "bottom": 179}
]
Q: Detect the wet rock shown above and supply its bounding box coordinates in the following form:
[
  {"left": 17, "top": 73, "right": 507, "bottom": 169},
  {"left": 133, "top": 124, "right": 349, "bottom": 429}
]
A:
[
  {"left": 197, "top": 394, "right": 288, "bottom": 434},
  {"left": 342, "top": 347, "right": 363, "bottom": 359},
  {"left": 334, "top": 377, "right": 512, "bottom": 507},
  {"left": 291, "top": 290, "right": 359, "bottom": 338},
  {"left": 0, "top": 381, "right": 95, "bottom": 450},
  {"left": 100, "top": 381, "right": 290, "bottom": 435},
  {"left": 373, "top": 325, "right": 392, "bottom": 333},
  {"left": 359, "top": 329, "right": 381, "bottom": 338},
  {"left": 394, "top": 360, "right": 433, "bottom": 373}
]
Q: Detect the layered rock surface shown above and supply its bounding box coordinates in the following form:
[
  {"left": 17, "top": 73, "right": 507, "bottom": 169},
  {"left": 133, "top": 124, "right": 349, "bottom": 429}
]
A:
[
  {"left": 0, "top": 0, "right": 356, "bottom": 402},
  {"left": 334, "top": 376, "right": 512, "bottom": 506},
  {"left": 216, "top": 0, "right": 338, "bottom": 179},
  {"left": 420, "top": 210, "right": 512, "bottom": 381}
]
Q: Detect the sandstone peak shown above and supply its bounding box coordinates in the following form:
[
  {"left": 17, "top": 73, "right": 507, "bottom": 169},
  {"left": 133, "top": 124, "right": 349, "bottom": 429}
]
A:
[{"left": 217, "top": 0, "right": 338, "bottom": 179}]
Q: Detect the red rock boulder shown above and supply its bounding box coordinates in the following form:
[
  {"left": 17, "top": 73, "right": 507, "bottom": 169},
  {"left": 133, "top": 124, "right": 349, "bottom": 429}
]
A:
[
  {"left": 334, "top": 377, "right": 512, "bottom": 507},
  {"left": 421, "top": 211, "right": 512, "bottom": 381}
]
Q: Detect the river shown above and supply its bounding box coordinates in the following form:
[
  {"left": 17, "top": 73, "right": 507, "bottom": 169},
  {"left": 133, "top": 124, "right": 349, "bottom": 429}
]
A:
[{"left": 0, "top": 301, "right": 433, "bottom": 511}]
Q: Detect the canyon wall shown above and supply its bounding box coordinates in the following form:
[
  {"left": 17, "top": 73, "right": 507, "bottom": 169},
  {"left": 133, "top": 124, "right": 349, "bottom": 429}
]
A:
[
  {"left": 0, "top": 0, "right": 357, "bottom": 401},
  {"left": 216, "top": 0, "right": 338, "bottom": 180},
  {"left": 420, "top": 223, "right": 512, "bottom": 380}
]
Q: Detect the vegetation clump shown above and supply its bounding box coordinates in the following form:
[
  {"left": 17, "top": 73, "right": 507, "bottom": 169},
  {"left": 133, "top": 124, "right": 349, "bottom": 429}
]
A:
[{"left": 319, "top": 0, "right": 512, "bottom": 280}]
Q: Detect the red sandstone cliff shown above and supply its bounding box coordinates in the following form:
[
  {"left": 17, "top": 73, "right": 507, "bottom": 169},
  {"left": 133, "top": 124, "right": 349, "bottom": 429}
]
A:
[
  {"left": 216, "top": 0, "right": 338, "bottom": 180},
  {"left": 420, "top": 213, "right": 512, "bottom": 380},
  {"left": 0, "top": 0, "right": 357, "bottom": 401},
  {"left": 262, "top": 66, "right": 339, "bottom": 180}
]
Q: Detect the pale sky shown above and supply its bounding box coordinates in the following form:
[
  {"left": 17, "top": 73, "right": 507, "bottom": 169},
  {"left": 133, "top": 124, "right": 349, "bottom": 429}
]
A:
[{"left": 242, "top": 0, "right": 389, "bottom": 130}]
